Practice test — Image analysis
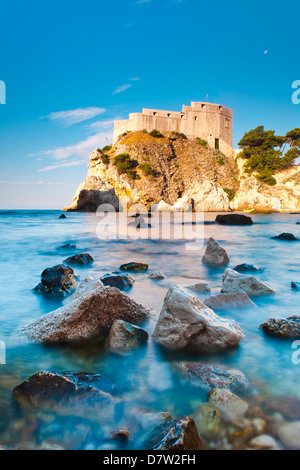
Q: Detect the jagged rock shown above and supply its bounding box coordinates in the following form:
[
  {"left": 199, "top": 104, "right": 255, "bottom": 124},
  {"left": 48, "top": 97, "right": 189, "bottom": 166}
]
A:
[
  {"left": 221, "top": 268, "right": 275, "bottom": 297},
  {"left": 261, "top": 316, "right": 300, "bottom": 338},
  {"left": 108, "top": 320, "right": 149, "bottom": 352},
  {"left": 271, "top": 232, "right": 299, "bottom": 241},
  {"left": 291, "top": 282, "right": 300, "bottom": 290},
  {"left": 204, "top": 292, "right": 256, "bottom": 310},
  {"left": 140, "top": 416, "right": 205, "bottom": 450},
  {"left": 174, "top": 362, "right": 248, "bottom": 392},
  {"left": 59, "top": 214, "right": 67, "bottom": 219},
  {"left": 233, "top": 263, "right": 262, "bottom": 273},
  {"left": 202, "top": 237, "right": 230, "bottom": 267},
  {"left": 73, "top": 277, "right": 103, "bottom": 299},
  {"left": 33, "top": 264, "right": 77, "bottom": 298},
  {"left": 22, "top": 286, "right": 150, "bottom": 344},
  {"left": 278, "top": 422, "right": 300, "bottom": 449},
  {"left": 148, "top": 272, "right": 165, "bottom": 280},
  {"left": 13, "top": 371, "right": 114, "bottom": 412},
  {"left": 249, "top": 434, "right": 280, "bottom": 450},
  {"left": 208, "top": 388, "right": 249, "bottom": 423},
  {"left": 152, "top": 286, "right": 244, "bottom": 354},
  {"left": 100, "top": 272, "right": 134, "bottom": 290},
  {"left": 216, "top": 214, "right": 253, "bottom": 225},
  {"left": 185, "top": 282, "right": 211, "bottom": 293},
  {"left": 120, "top": 262, "right": 148, "bottom": 272},
  {"left": 194, "top": 404, "right": 220, "bottom": 441},
  {"left": 64, "top": 253, "right": 94, "bottom": 265}
]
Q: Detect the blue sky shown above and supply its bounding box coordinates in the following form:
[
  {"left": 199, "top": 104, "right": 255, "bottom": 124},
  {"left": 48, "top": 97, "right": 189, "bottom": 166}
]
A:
[{"left": 0, "top": 0, "right": 299, "bottom": 209}]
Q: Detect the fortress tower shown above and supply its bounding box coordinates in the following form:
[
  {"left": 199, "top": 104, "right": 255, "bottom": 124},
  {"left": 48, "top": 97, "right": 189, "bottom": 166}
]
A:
[{"left": 113, "top": 101, "right": 234, "bottom": 157}]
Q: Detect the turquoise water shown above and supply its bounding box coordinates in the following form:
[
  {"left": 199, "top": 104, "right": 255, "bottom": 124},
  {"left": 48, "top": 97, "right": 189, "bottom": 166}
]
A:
[{"left": 0, "top": 210, "right": 300, "bottom": 449}]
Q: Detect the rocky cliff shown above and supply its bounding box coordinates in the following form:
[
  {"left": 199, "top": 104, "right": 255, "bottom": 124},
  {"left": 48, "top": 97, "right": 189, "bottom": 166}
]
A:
[{"left": 63, "top": 130, "right": 300, "bottom": 212}]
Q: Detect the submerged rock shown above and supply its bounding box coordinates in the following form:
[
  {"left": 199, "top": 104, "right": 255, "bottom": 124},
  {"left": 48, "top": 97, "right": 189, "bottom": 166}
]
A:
[
  {"left": 13, "top": 371, "right": 114, "bottom": 411},
  {"left": 291, "top": 281, "right": 300, "bottom": 290},
  {"left": 59, "top": 214, "right": 67, "bottom": 219},
  {"left": 185, "top": 282, "right": 211, "bottom": 293},
  {"left": 202, "top": 237, "right": 230, "bottom": 267},
  {"left": 100, "top": 272, "right": 134, "bottom": 290},
  {"left": 111, "top": 427, "right": 130, "bottom": 440},
  {"left": 278, "top": 421, "right": 300, "bottom": 449},
  {"left": 58, "top": 243, "right": 76, "bottom": 250},
  {"left": 204, "top": 292, "right": 256, "bottom": 310},
  {"left": 174, "top": 363, "right": 248, "bottom": 392},
  {"left": 33, "top": 264, "right": 77, "bottom": 298},
  {"left": 221, "top": 268, "right": 275, "bottom": 297},
  {"left": 120, "top": 262, "right": 148, "bottom": 272},
  {"left": 140, "top": 416, "right": 205, "bottom": 450},
  {"left": 215, "top": 214, "right": 253, "bottom": 226},
  {"left": 194, "top": 404, "right": 220, "bottom": 441},
  {"left": 64, "top": 253, "right": 94, "bottom": 266},
  {"left": 148, "top": 272, "right": 165, "bottom": 280},
  {"left": 261, "top": 315, "right": 300, "bottom": 338},
  {"left": 271, "top": 232, "right": 299, "bottom": 241},
  {"left": 108, "top": 320, "right": 149, "bottom": 352},
  {"left": 153, "top": 286, "right": 244, "bottom": 354},
  {"left": 208, "top": 388, "right": 249, "bottom": 423},
  {"left": 23, "top": 286, "right": 150, "bottom": 344},
  {"left": 249, "top": 434, "right": 280, "bottom": 450},
  {"left": 233, "top": 263, "right": 262, "bottom": 273}
]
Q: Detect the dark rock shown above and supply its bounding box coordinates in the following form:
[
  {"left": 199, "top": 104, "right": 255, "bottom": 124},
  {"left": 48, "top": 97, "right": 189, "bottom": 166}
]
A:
[
  {"left": 291, "top": 282, "right": 300, "bottom": 290},
  {"left": 59, "top": 214, "right": 67, "bottom": 219},
  {"left": 100, "top": 272, "right": 134, "bottom": 290},
  {"left": 204, "top": 221, "right": 215, "bottom": 225},
  {"left": 33, "top": 264, "right": 77, "bottom": 298},
  {"left": 233, "top": 263, "right": 262, "bottom": 273},
  {"left": 140, "top": 416, "right": 205, "bottom": 450},
  {"left": 111, "top": 427, "right": 130, "bottom": 440},
  {"left": 261, "top": 316, "right": 300, "bottom": 338},
  {"left": 64, "top": 253, "right": 94, "bottom": 265},
  {"left": 174, "top": 363, "right": 248, "bottom": 393},
  {"left": 108, "top": 320, "right": 149, "bottom": 352},
  {"left": 13, "top": 371, "right": 114, "bottom": 410},
  {"left": 58, "top": 243, "right": 76, "bottom": 250},
  {"left": 216, "top": 214, "right": 253, "bottom": 226},
  {"left": 120, "top": 262, "right": 148, "bottom": 272},
  {"left": 271, "top": 232, "right": 299, "bottom": 241}
]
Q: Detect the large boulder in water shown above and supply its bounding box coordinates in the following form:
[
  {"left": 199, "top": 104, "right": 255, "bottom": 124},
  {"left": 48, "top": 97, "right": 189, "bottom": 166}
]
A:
[
  {"left": 120, "top": 262, "right": 148, "bottom": 272},
  {"left": 221, "top": 268, "right": 275, "bottom": 297},
  {"left": 100, "top": 272, "right": 134, "bottom": 290},
  {"left": 261, "top": 315, "right": 300, "bottom": 338},
  {"left": 108, "top": 320, "right": 149, "bottom": 352},
  {"left": 64, "top": 253, "right": 94, "bottom": 266},
  {"left": 216, "top": 214, "right": 253, "bottom": 226},
  {"left": 202, "top": 237, "right": 230, "bottom": 267},
  {"left": 33, "top": 264, "right": 77, "bottom": 298},
  {"left": 152, "top": 286, "right": 244, "bottom": 354},
  {"left": 271, "top": 232, "right": 299, "bottom": 241},
  {"left": 22, "top": 286, "right": 150, "bottom": 344},
  {"left": 204, "top": 292, "right": 256, "bottom": 310},
  {"left": 140, "top": 416, "right": 205, "bottom": 450}
]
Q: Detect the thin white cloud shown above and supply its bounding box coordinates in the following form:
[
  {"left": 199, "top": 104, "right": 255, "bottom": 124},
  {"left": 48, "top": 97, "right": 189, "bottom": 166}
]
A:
[
  {"left": 0, "top": 180, "right": 76, "bottom": 186},
  {"left": 129, "top": 77, "right": 140, "bottom": 81},
  {"left": 136, "top": 0, "right": 151, "bottom": 3},
  {"left": 38, "top": 160, "right": 87, "bottom": 172},
  {"left": 44, "top": 107, "right": 106, "bottom": 126},
  {"left": 112, "top": 84, "right": 132, "bottom": 95}
]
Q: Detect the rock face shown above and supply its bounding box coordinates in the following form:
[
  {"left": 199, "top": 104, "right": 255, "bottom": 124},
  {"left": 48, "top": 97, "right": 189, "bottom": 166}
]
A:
[
  {"left": 64, "top": 253, "right": 94, "bottom": 265},
  {"left": 174, "top": 363, "right": 248, "bottom": 392},
  {"left": 120, "top": 262, "right": 148, "bottom": 272},
  {"left": 140, "top": 416, "right": 204, "bottom": 450},
  {"left": 100, "top": 272, "right": 134, "bottom": 290},
  {"left": 22, "top": 286, "right": 150, "bottom": 344},
  {"left": 107, "top": 320, "right": 149, "bottom": 352},
  {"left": 208, "top": 388, "right": 249, "bottom": 423},
  {"left": 202, "top": 237, "right": 230, "bottom": 267},
  {"left": 221, "top": 268, "right": 275, "bottom": 297},
  {"left": 204, "top": 292, "right": 256, "bottom": 310},
  {"left": 261, "top": 316, "right": 300, "bottom": 338},
  {"left": 152, "top": 286, "right": 244, "bottom": 354},
  {"left": 271, "top": 232, "right": 299, "bottom": 241},
  {"left": 33, "top": 264, "right": 77, "bottom": 298},
  {"left": 233, "top": 263, "right": 262, "bottom": 273},
  {"left": 13, "top": 371, "right": 114, "bottom": 410},
  {"left": 215, "top": 214, "right": 253, "bottom": 226}
]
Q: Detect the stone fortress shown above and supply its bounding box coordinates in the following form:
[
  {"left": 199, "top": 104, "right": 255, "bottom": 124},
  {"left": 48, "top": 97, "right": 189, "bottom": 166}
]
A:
[{"left": 113, "top": 101, "right": 234, "bottom": 158}]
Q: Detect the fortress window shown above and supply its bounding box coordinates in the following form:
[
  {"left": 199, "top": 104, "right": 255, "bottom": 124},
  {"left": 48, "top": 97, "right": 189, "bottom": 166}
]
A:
[
  {"left": 167, "top": 113, "right": 171, "bottom": 117},
  {"left": 153, "top": 112, "right": 157, "bottom": 116},
  {"left": 215, "top": 138, "right": 220, "bottom": 150},
  {"left": 195, "top": 116, "right": 198, "bottom": 121},
  {"left": 201, "top": 104, "right": 205, "bottom": 108},
  {"left": 181, "top": 114, "right": 185, "bottom": 119},
  {"left": 219, "top": 106, "right": 223, "bottom": 111},
  {"left": 225, "top": 118, "right": 229, "bottom": 129}
]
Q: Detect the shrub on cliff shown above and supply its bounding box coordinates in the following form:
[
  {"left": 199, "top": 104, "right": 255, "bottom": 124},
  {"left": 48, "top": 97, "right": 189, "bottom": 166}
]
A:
[
  {"left": 113, "top": 153, "right": 139, "bottom": 179},
  {"left": 196, "top": 137, "right": 208, "bottom": 148},
  {"left": 101, "top": 154, "right": 110, "bottom": 164},
  {"left": 172, "top": 131, "right": 187, "bottom": 139},
  {"left": 238, "top": 126, "right": 299, "bottom": 185},
  {"left": 102, "top": 145, "right": 112, "bottom": 152},
  {"left": 150, "top": 129, "right": 164, "bottom": 138},
  {"left": 139, "top": 163, "right": 155, "bottom": 177}
]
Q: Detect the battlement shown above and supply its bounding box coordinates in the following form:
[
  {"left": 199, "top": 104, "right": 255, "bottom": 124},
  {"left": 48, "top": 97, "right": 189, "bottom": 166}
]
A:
[{"left": 113, "top": 101, "right": 234, "bottom": 157}]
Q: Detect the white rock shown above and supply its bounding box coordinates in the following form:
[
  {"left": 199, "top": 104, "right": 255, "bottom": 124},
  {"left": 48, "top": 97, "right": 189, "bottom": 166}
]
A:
[
  {"left": 152, "top": 286, "right": 244, "bottom": 354},
  {"left": 249, "top": 434, "right": 280, "bottom": 450},
  {"left": 252, "top": 418, "right": 267, "bottom": 435},
  {"left": 184, "top": 282, "right": 211, "bottom": 293},
  {"left": 148, "top": 272, "right": 166, "bottom": 280},
  {"left": 278, "top": 421, "right": 300, "bottom": 449},
  {"left": 222, "top": 268, "right": 276, "bottom": 297},
  {"left": 73, "top": 277, "right": 103, "bottom": 299},
  {"left": 204, "top": 292, "right": 256, "bottom": 310},
  {"left": 155, "top": 200, "right": 174, "bottom": 212},
  {"left": 208, "top": 388, "right": 249, "bottom": 423},
  {"left": 202, "top": 237, "right": 230, "bottom": 267}
]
